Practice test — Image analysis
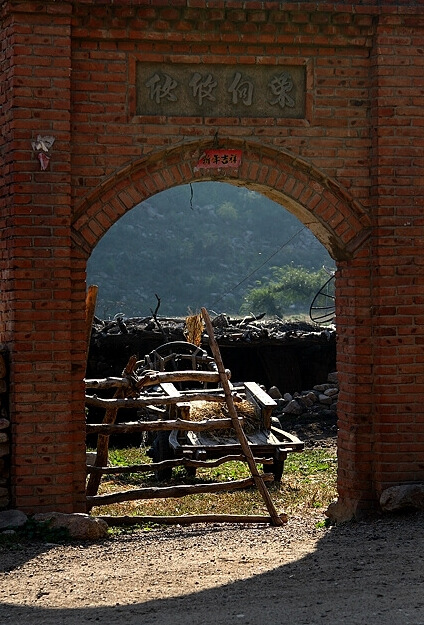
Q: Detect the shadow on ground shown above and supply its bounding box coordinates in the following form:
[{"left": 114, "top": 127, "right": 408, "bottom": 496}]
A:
[{"left": 1, "top": 512, "right": 424, "bottom": 625}]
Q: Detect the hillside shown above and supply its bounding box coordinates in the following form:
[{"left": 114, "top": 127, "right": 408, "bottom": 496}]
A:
[{"left": 87, "top": 182, "right": 335, "bottom": 318}]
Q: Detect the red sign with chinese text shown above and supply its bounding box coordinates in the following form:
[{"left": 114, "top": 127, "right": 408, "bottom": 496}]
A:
[{"left": 196, "top": 149, "right": 242, "bottom": 169}]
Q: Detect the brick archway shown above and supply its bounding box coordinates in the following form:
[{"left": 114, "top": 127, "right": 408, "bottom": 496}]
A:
[
  {"left": 72, "top": 140, "right": 371, "bottom": 261},
  {"left": 72, "top": 140, "right": 374, "bottom": 521},
  {"left": 2, "top": 0, "right": 424, "bottom": 520}
]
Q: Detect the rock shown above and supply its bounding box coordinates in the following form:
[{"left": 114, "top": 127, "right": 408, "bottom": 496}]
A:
[
  {"left": 0, "top": 418, "right": 10, "bottom": 430},
  {"left": 327, "top": 371, "right": 338, "bottom": 384},
  {"left": 268, "top": 386, "right": 282, "bottom": 399},
  {"left": 326, "top": 499, "right": 355, "bottom": 523},
  {"left": 0, "top": 509, "right": 28, "bottom": 530},
  {"left": 313, "top": 383, "right": 332, "bottom": 392},
  {"left": 318, "top": 393, "right": 333, "bottom": 405},
  {"left": 324, "top": 387, "right": 338, "bottom": 397},
  {"left": 282, "top": 399, "right": 303, "bottom": 415},
  {"left": 300, "top": 391, "right": 317, "bottom": 407},
  {"left": 380, "top": 484, "right": 424, "bottom": 511},
  {"left": 33, "top": 512, "right": 109, "bottom": 540}
]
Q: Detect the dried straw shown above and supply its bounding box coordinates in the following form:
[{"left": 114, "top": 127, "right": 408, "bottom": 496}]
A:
[{"left": 188, "top": 399, "right": 261, "bottom": 436}]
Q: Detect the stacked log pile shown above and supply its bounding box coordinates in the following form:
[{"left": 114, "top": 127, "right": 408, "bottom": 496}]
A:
[
  {"left": 0, "top": 346, "right": 9, "bottom": 509},
  {"left": 88, "top": 315, "right": 336, "bottom": 393}
]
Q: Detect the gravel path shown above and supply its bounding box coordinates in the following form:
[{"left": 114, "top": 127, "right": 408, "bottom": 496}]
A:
[{"left": 1, "top": 510, "right": 424, "bottom": 625}]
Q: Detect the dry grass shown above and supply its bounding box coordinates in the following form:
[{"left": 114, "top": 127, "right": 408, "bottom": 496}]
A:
[
  {"left": 188, "top": 399, "right": 261, "bottom": 436},
  {"left": 89, "top": 446, "right": 337, "bottom": 520}
]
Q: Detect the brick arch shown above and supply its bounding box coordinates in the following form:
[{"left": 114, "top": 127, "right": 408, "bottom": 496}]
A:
[{"left": 72, "top": 140, "right": 371, "bottom": 260}]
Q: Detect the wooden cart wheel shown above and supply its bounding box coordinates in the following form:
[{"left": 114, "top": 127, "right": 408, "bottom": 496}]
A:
[{"left": 309, "top": 274, "right": 335, "bottom": 325}]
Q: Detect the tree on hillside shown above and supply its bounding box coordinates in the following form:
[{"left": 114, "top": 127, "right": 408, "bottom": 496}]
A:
[{"left": 240, "top": 265, "right": 331, "bottom": 317}]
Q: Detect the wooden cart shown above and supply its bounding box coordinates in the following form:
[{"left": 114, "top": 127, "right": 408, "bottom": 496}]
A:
[{"left": 144, "top": 342, "right": 304, "bottom": 482}]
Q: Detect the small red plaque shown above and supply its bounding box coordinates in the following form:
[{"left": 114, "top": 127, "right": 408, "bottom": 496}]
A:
[{"left": 196, "top": 149, "right": 242, "bottom": 169}]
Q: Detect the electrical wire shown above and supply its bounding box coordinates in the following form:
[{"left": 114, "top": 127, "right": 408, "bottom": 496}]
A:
[{"left": 211, "top": 225, "right": 307, "bottom": 309}]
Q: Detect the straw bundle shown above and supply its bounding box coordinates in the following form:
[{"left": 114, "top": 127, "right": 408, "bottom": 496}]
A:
[{"left": 188, "top": 399, "right": 261, "bottom": 436}]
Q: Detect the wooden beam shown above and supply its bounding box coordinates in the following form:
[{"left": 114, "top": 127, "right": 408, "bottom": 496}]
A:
[
  {"left": 97, "top": 513, "right": 288, "bottom": 526},
  {"left": 87, "top": 474, "right": 273, "bottom": 507},
  {"left": 85, "top": 392, "right": 241, "bottom": 409},
  {"left": 85, "top": 284, "right": 98, "bottom": 358},
  {"left": 85, "top": 416, "right": 244, "bottom": 435},
  {"left": 86, "top": 454, "right": 274, "bottom": 474},
  {"left": 85, "top": 370, "right": 230, "bottom": 390},
  {"left": 244, "top": 381, "right": 277, "bottom": 430},
  {"left": 201, "top": 307, "right": 284, "bottom": 527},
  {"left": 85, "top": 355, "right": 138, "bottom": 502}
]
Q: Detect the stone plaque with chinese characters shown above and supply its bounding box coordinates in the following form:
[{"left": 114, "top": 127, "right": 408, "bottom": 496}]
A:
[{"left": 136, "top": 63, "right": 306, "bottom": 119}]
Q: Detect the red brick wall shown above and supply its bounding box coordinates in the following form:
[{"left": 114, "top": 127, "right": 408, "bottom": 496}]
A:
[
  {"left": 1, "top": 0, "right": 423, "bottom": 518},
  {"left": 0, "top": 1, "right": 86, "bottom": 512}
]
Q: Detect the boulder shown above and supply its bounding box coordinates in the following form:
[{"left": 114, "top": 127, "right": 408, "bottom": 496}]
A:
[
  {"left": 380, "top": 484, "right": 424, "bottom": 511},
  {"left": 326, "top": 499, "right": 355, "bottom": 523},
  {"left": 327, "top": 371, "right": 338, "bottom": 385},
  {"left": 282, "top": 399, "right": 303, "bottom": 415},
  {"left": 34, "top": 512, "right": 109, "bottom": 540},
  {"left": 268, "top": 386, "right": 282, "bottom": 399},
  {"left": 324, "top": 387, "right": 339, "bottom": 397},
  {"left": 0, "top": 418, "right": 10, "bottom": 430},
  {"left": 0, "top": 509, "right": 28, "bottom": 530},
  {"left": 318, "top": 393, "right": 333, "bottom": 405}
]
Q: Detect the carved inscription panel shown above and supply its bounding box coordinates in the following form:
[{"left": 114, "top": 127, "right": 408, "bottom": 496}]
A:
[{"left": 136, "top": 63, "right": 306, "bottom": 118}]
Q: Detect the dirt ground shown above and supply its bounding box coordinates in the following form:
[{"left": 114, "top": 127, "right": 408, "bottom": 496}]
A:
[
  {"left": 2, "top": 421, "right": 423, "bottom": 625},
  {"left": 1, "top": 509, "right": 424, "bottom": 625}
]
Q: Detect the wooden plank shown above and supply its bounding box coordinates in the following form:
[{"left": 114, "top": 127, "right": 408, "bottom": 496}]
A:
[
  {"left": 138, "top": 369, "right": 230, "bottom": 388},
  {"left": 86, "top": 474, "right": 274, "bottom": 507},
  {"left": 85, "top": 392, "right": 241, "bottom": 409},
  {"left": 201, "top": 307, "right": 284, "bottom": 527},
  {"left": 85, "top": 285, "right": 98, "bottom": 366},
  {"left": 272, "top": 425, "right": 304, "bottom": 450},
  {"left": 85, "top": 377, "right": 131, "bottom": 390},
  {"left": 97, "top": 513, "right": 288, "bottom": 526},
  {"left": 85, "top": 355, "right": 138, "bottom": 503},
  {"left": 244, "top": 381, "right": 277, "bottom": 407},
  {"left": 85, "top": 371, "right": 227, "bottom": 390},
  {"left": 244, "top": 381, "right": 277, "bottom": 430},
  {"left": 86, "top": 454, "right": 275, "bottom": 475},
  {"left": 86, "top": 416, "right": 244, "bottom": 435},
  {"left": 185, "top": 430, "right": 281, "bottom": 447},
  {"left": 160, "top": 382, "right": 181, "bottom": 399}
]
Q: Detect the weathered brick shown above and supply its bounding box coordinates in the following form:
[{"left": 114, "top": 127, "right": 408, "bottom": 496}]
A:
[{"left": 1, "top": 0, "right": 424, "bottom": 519}]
